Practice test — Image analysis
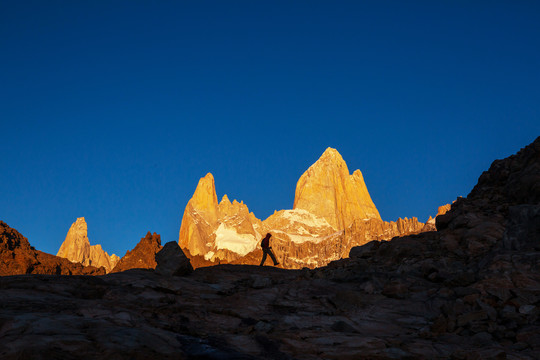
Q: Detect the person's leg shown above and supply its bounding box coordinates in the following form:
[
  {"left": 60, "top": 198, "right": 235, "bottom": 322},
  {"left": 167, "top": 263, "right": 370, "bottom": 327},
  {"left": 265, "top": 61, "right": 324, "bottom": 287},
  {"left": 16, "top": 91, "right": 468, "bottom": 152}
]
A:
[
  {"left": 259, "top": 249, "right": 268, "bottom": 266},
  {"left": 268, "top": 249, "right": 279, "bottom": 265}
]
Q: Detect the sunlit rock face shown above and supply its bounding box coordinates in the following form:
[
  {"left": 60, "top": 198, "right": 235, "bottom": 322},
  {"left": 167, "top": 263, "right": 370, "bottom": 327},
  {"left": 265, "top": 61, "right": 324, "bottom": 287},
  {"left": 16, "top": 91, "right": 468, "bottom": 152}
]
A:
[
  {"left": 178, "top": 174, "right": 261, "bottom": 263},
  {"left": 253, "top": 215, "right": 426, "bottom": 269},
  {"left": 178, "top": 173, "right": 219, "bottom": 257},
  {"left": 293, "top": 148, "right": 381, "bottom": 229},
  {"left": 56, "top": 217, "right": 118, "bottom": 273},
  {"left": 0, "top": 220, "right": 105, "bottom": 276},
  {"left": 179, "top": 148, "right": 434, "bottom": 269}
]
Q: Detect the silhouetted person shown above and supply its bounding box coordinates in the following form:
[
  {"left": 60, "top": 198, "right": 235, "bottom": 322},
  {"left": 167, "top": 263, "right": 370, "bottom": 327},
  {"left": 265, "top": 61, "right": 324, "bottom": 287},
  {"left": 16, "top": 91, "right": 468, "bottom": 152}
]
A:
[{"left": 259, "top": 233, "right": 279, "bottom": 266}]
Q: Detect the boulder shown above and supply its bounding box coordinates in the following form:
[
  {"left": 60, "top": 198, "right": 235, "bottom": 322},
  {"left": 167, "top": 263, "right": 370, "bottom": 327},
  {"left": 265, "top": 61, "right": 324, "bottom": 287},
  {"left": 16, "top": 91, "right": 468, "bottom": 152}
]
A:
[{"left": 155, "top": 241, "right": 193, "bottom": 276}]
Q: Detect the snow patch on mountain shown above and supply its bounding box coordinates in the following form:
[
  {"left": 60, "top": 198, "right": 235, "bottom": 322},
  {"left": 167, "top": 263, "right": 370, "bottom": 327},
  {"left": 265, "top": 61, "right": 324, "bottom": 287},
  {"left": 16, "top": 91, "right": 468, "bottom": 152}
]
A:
[
  {"left": 281, "top": 209, "right": 333, "bottom": 229},
  {"left": 213, "top": 224, "right": 258, "bottom": 256}
]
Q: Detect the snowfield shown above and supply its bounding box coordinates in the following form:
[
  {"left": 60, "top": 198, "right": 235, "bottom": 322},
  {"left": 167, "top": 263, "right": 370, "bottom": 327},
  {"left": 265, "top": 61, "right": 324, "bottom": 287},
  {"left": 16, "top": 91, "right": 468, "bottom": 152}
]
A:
[
  {"left": 281, "top": 209, "right": 334, "bottom": 229},
  {"left": 213, "top": 224, "right": 258, "bottom": 256}
]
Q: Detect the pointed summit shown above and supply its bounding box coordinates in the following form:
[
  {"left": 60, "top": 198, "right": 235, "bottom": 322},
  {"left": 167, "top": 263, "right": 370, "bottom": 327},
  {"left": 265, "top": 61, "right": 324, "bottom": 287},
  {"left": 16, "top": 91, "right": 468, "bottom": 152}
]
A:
[
  {"left": 190, "top": 173, "right": 219, "bottom": 222},
  {"left": 320, "top": 147, "right": 344, "bottom": 161},
  {"left": 57, "top": 217, "right": 118, "bottom": 272},
  {"left": 57, "top": 217, "right": 90, "bottom": 261},
  {"left": 179, "top": 173, "right": 261, "bottom": 261},
  {"left": 293, "top": 148, "right": 381, "bottom": 229},
  {"left": 220, "top": 194, "right": 232, "bottom": 205},
  {"left": 178, "top": 173, "right": 220, "bottom": 256}
]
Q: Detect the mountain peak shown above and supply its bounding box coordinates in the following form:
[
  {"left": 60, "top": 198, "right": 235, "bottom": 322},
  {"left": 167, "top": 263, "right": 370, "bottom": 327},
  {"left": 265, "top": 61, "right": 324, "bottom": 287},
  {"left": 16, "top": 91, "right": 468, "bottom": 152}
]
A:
[
  {"left": 294, "top": 149, "right": 381, "bottom": 228},
  {"left": 220, "top": 194, "right": 231, "bottom": 205},
  {"left": 318, "top": 147, "right": 346, "bottom": 165},
  {"left": 321, "top": 147, "right": 341, "bottom": 158},
  {"left": 190, "top": 173, "right": 219, "bottom": 216},
  {"left": 57, "top": 218, "right": 118, "bottom": 273}
]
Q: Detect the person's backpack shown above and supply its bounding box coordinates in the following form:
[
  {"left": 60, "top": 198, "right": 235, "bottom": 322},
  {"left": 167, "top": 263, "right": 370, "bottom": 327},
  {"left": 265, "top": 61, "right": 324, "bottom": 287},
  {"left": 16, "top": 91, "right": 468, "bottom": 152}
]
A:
[{"left": 261, "top": 237, "right": 269, "bottom": 248}]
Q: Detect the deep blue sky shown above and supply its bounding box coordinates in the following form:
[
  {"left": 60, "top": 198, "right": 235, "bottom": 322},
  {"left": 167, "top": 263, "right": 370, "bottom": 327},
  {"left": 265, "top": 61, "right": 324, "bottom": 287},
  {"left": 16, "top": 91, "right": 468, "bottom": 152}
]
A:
[{"left": 1, "top": 1, "right": 539, "bottom": 257}]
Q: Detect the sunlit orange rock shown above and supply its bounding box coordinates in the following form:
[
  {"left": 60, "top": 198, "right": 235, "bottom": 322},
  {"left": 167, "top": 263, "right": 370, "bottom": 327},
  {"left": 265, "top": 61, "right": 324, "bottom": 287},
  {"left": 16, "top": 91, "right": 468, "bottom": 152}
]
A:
[
  {"left": 293, "top": 147, "right": 381, "bottom": 229},
  {"left": 178, "top": 174, "right": 261, "bottom": 262},
  {"left": 0, "top": 220, "right": 104, "bottom": 276},
  {"left": 178, "top": 148, "right": 434, "bottom": 269},
  {"left": 57, "top": 217, "right": 118, "bottom": 272}
]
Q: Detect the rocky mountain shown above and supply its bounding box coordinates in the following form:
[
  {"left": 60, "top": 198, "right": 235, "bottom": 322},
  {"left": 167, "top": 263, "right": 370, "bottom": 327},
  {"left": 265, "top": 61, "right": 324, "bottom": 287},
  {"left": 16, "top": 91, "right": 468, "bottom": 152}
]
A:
[
  {"left": 57, "top": 217, "right": 119, "bottom": 273},
  {"left": 111, "top": 232, "right": 162, "bottom": 273},
  {"left": 178, "top": 173, "right": 261, "bottom": 263},
  {"left": 0, "top": 220, "right": 105, "bottom": 276},
  {"left": 0, "top": 137, "right": 538, "bottom": 359},
  {"left": 294, "top": 147, "right": 381, "bottom": 228},
  {"left": 179, "top": 148, "right": 435, "bottom": 268}
]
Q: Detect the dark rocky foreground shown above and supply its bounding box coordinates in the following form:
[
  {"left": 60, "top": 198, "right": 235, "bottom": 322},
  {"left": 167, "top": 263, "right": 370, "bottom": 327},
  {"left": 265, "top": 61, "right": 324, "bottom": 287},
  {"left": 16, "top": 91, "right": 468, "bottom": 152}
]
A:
[
  {"left": 0, "top": 137, "right": 538, "bottom": 359},
  {"left": 0, "top": 254, "right": 537, "bottom": 360}
]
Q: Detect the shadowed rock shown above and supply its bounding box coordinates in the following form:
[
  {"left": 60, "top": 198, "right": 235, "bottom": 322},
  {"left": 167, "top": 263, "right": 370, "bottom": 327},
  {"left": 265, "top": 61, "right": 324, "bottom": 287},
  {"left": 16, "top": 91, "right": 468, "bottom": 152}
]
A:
[
  {"left": 112, "top": 232, "right": 162, "bottom": 272},
  {"left": 155, "top": 241, "right": 193, "bottom": 276}
]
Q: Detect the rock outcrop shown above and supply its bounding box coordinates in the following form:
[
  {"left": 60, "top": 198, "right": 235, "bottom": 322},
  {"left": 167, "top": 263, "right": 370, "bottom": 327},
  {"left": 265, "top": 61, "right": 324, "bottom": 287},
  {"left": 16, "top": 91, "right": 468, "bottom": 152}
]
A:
[
  {"left": 0, "top": 220, "right": 105, "bottom": 276},
  {"left": 294, "top": 147, "right": 381, "bottom": 228},
  {"left": 112, "top": 232, "right": 162, "bottom": 273},
  {"left": 155, "top": 241, "right": 193, "bottom": 276},
  {"left": 57, "top": 217, "right": 119, "bottom": 273},
  {"left": 422, "top": 203, "right": 452, "bottom": 231}
]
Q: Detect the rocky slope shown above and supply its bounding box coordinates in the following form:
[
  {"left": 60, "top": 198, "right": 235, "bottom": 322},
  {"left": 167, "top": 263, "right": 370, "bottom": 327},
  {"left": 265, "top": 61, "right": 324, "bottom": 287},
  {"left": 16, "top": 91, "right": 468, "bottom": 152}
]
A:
[
  {"left": 0, "top": 137, "right": 538, "bottom": 359},
  {"left": 111, "top": 232, "right": 162, "bottom": 273},
  {"left": 0, "top": 221, "right": 105, "bottom": 276},
  {"left": 179, "top": 148, "right": 434, "bottom": 268},
  {"left": 57, "top": 217, "right": 119, "bottom": 273}
]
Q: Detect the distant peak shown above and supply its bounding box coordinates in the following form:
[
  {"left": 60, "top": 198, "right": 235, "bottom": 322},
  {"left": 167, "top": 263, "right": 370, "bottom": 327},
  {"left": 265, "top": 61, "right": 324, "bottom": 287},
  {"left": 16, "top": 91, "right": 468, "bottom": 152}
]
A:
[
  {"left": 188, "top": 172, "right": 219, "bottom": 217},
  {"left": 194, "top": 173, "right": 216, "bottom": 192},
  {"left": 321, "top": 147, "right": 341, "bottom": 158},
  {"left": 70, "top": 217, "right": 88, "bottom": 232},
  {"left": 220, "top": 194, "right": 231, "bottom": 204},
  {"left": 322, "top": 147, "right": 339, "bottom": 155},
  {"left": 202, "top": 173, "right": 214, "bottom": 181},
  {"left": 312, "top": 147, "right": 346, "bottom": 168}
]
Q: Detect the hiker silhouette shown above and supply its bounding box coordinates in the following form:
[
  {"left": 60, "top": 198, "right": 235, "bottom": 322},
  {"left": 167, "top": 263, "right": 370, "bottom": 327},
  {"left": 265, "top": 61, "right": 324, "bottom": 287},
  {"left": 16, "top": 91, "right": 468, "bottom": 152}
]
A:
[{"left": 259, "top": 233, "right": 279, "bottom": 266}]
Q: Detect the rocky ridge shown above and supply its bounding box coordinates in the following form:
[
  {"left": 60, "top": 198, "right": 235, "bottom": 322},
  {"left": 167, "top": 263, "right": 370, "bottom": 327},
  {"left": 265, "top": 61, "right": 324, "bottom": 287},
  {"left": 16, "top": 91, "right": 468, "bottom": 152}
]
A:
[
  {"left": 0, "top": 136, "right": 538, "bottom": 359},
  {"left": 57, "top": 217, "right": 119, "bottom": 273},
  {"left": 0, "top": 221, "right": 105, "bottom": 276},
  {"left": 111, "top": 232, "right": 162, "bottom": 273},
  {"left": 179, "top": 148, "right": 435, "bottom": 269}
]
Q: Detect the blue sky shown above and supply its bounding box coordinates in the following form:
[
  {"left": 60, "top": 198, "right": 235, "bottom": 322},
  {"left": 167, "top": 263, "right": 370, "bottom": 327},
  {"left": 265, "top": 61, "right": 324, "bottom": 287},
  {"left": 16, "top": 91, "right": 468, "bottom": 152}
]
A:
[{"left": 1, "top": 1, "right": 539, "bottom": 257}]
